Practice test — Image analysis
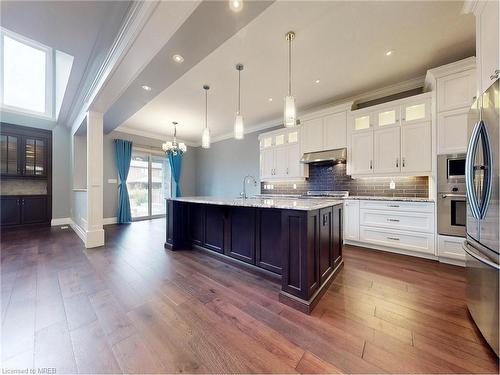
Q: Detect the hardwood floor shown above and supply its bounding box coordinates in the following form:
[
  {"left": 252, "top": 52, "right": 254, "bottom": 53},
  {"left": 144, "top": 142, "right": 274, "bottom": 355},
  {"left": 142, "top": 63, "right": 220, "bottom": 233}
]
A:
[{"left": 1, "top": 219, "right": 498, "bottom": 374}]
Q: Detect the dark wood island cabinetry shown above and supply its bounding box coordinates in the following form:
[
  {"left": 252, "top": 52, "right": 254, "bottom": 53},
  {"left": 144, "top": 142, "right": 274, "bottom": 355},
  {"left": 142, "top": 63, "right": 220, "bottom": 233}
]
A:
[{"left": 165, "top": 197, "right": 343, "bottom": 313}]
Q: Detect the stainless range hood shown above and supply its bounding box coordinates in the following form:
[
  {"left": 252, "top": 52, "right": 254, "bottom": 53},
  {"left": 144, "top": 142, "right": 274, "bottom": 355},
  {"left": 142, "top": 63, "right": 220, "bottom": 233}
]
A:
[{"left": 300, "top": 148, "right": 347, "bottom": 164}]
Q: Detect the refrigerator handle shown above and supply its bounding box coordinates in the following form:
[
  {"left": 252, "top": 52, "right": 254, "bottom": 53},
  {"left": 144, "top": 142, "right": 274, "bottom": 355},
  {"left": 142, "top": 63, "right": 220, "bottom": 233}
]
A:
[
  {"left": 478, "top": 122, "right": 493, "bottom": 220},
  {"left": 466, "top": 121, "right": 482, "bottom": 220}
]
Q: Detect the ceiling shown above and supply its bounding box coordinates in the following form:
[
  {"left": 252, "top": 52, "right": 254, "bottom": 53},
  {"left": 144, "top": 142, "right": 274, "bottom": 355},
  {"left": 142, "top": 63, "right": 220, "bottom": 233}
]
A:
[
  {"left": 117, "top": 0, "right": 475, "bottom": 144},
  {"left": 0, "top": 0, "right": 131, "bottom": 126}
]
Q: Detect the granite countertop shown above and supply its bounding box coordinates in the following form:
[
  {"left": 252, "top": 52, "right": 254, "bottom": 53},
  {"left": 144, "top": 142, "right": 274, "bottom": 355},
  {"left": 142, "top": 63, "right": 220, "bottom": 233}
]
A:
[
  {"left": 345, "top": 196, "right": 434, "bottom": 203},
  {"left": 169, "top": 196, "right": 343, "bottom": 211}
]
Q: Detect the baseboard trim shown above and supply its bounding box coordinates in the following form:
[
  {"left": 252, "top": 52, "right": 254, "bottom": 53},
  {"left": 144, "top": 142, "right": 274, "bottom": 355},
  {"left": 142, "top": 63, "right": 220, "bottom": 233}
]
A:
[
  {"left": 86, "top": 229, "right": 105, "bottom": 248},
  {"left": 344, "top": 239, "right": 438, "bottom": 261},
  {"left": 438, "top": 257, "right": 465, "bottom": 267},
  {"left": 103, "top": 217, "right": 118, "bottom": 225},
  {"left": 51, "top": 217, "right": 72, "bottom": 226},
  {"left": 70, "top": 220, "right": 87, "bottom": 244}
]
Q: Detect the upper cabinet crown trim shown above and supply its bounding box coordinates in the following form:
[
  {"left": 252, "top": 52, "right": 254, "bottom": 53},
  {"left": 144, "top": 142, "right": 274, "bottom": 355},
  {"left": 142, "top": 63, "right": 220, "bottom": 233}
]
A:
[
  {"left": 424, "top": 56, "right": 476, "bottom": 86},
  {"left": 299, "top": 102, "right": 353, "bottom": 122}
]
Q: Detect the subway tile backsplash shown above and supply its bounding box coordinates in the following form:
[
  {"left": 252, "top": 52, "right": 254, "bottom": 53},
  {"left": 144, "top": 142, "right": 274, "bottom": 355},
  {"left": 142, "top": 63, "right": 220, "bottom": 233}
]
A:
[{"left": 261, "top": 163, "right": 429, "bottom": 198}]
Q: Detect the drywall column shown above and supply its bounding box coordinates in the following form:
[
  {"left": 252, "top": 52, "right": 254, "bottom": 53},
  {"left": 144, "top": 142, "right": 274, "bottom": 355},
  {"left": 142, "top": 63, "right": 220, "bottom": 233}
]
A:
[{"left": 85, "top": 111, "right": 105, "bottom": 248}]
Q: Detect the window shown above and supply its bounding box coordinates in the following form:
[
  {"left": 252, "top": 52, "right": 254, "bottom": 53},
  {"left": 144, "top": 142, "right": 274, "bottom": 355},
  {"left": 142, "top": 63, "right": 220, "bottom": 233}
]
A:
[
  {"left": 0, "top": 28, "right": 73, "bottom": 120},
  {"left": 127, "top": 150, "right": 171, "bottom": 220}
]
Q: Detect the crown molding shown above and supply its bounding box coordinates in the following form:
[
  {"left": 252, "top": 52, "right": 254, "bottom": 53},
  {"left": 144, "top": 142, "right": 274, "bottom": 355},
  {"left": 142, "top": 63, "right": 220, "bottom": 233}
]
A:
[
  {"left": 114, "top": 125, "right": 198, "bottom": 147},
  {"left": 462, "top": 0, "right": 482, "bottom": 15},
  {"left": 67, "top": 1, "right": 159, "bottom": 133}
]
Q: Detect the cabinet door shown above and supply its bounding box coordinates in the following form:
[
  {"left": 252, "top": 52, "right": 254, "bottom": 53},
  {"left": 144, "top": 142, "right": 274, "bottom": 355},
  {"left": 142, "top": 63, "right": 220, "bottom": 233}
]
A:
[
  {"left": 286, "top": 143, "right": 302, "bottom": 178},
  {"left": 204, "top": 205, "right": 225, "bottom": 253},
  {"left": 402, "top": 100, "right": 431, "bottom": 125},
  {"left": 274, "top": 147, "right": 288, "bottom": 178},
  {"left": 256, "top": 209, "right": 282, "bottom": 274},
  {"left": 374, "top": 127, "right": 400, "bottom": 174},
  {"left": 302, "top": 118, "right": 323, "bottom": 153},
  {"left": 350, "top": 131, "right": 373, "bottom": 175},
  {"left": 437, "top": 108, "right": 469, "bottom": 154},
  {"left": 401, "top": 121, "right": 431, "bottom": 173},
  {"left": 351, "top": 113, "right": 373, "bottom": 132},
  {"left": 0, "top": 134, "right": 21, "bottom": 176},
  {"left": 21, "top": 196, "right": 48, "bottom": 224},
  {"left": 1, "top": 196, "right": 21, "bottom": 226},
  {"left": 344, "top": 200, "right": 359, "bottom": 241},
  {"left": 324, "top": 112, "right": 347, "bottom": 149},
  {"left": 188, "top": 204, "right": 205, "bottom": 245},
  {"left": 23, "top": 136, "right": 48, "bottom": 177},
  {"left": 260, "top": 148, "right": 275, "bottom": 179},
  {"left": 319, "top": 207, "right": 333, "bottom": 284},
  {"left": 437, "top": 70, "right": 476, "bottom": 112},
  {"left": 375, "top": 106, "right": 400, "bottom": 128},
  {"left": 228, "top": 207, "right": 255, "bottom": 264},
  {"left": 477, "top": 0, "right": 499, "bottom": 93}
]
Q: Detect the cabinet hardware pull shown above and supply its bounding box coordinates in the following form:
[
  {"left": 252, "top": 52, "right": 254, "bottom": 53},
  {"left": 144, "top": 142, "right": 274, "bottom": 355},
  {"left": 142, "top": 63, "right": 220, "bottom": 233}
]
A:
[
  {"left": 491, "top": 69, "right": 500, "bottom": 80},
  {"left": 387, "top": 204, "right": 400, "bottom": 208},
  {"left": 370, "top": 160, "right": 373, "bottom": 169},
  {"left": 387, "top": 236, "right": 400, "bottom": 241},
  {"left": 402, "top": 117, "right": 406, "bottom": 121},
  {"left": 286, "top": 168, "right": 289, "bottom": 175},
  {"left": 402, "top": 158, "right": 406, "bottom": 168},
  {"left": 396, "top": 158, "right": 399, "bottom": 168},
  {"left": 387, "top": 218, "right": 400, "bottom": 222}
]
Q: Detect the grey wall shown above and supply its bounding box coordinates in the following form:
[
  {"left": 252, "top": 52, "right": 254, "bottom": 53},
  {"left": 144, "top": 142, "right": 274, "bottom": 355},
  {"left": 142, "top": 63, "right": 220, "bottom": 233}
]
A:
[
  {"left": 1, "top": 111, "right": 72, "bottom": 219},
  {"left": 103, "top": 130, "right": 197, "bottom": 218},
  {"left": 194, "top": 127, "right": 280, "bottom": 197}
]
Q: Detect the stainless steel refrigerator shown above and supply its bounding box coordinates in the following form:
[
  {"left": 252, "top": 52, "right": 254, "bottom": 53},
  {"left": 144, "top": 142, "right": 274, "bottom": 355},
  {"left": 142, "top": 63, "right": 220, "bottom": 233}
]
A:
[{"left": 464, "top": 78, "right": 499, "bottom": 357}]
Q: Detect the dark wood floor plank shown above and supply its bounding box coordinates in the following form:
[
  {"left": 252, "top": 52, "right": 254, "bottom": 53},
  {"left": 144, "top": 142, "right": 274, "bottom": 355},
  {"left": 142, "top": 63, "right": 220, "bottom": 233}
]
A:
[{"left": 1, "top": 220, "right": 498, "bottom": 374}]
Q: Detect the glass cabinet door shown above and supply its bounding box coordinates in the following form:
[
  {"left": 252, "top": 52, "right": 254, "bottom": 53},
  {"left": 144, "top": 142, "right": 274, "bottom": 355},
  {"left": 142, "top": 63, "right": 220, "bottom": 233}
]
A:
[
  {"left": 23, "top": 137, "right": 46, "bottom": 176},
  {"left": 0, "top": 134, "right": 20, "bottom": 175},
  {"left": 376, "top": 107, "right": 399, "bottom": 127},
  {"left": 402, "top": 101, "right": 430, "bottom": 124},
  {"left": 352, "top": 114, "right": 372, "bottom": 132}
]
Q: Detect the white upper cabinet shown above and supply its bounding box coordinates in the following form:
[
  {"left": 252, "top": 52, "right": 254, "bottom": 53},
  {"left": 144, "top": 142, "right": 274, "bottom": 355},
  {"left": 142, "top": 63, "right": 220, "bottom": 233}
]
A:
[
  {"left": 324, "top": 112, "right": 347, "bottom": 150},
  {"left": 401, "top": 121, "right": 431, "bottom": 173},
  {"left": 437, "top": 108, "right": 469, "bottom": 154},
  {"left": 350, "top": 131, "right": 373, "bottom": 175},
  {"left": 301, "top": 117, "right": 324, "bottom": 153},
  {"left": 259, "top": 128, "right": 308, "bottom": 180},
  {"left": 475, "top": 0, "right": 499, "bottom": 93},
  {"left": 349, "top": 93, "right": 432, "bottom": 176},
  {"left": 374, "top": 127, "right": 400, "bottom": 174},
  {"left": 437, "top": 70, "right": 476, "bottom": 111}
]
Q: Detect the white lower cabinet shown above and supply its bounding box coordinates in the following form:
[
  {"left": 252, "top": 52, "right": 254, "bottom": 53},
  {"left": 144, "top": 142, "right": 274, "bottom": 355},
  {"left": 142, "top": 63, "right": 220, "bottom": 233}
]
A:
[
  {"left": 359, "top": 226, "right": 435, "bottom": 255},
  {"left": 344, "top": 200, "right": 360, "bottom": 241},
  {"left": 344, "top": 199, "right": 436, "bottom": 259},
  {"left": 437, "top": 234, "right": 465, "bottom": 262}
]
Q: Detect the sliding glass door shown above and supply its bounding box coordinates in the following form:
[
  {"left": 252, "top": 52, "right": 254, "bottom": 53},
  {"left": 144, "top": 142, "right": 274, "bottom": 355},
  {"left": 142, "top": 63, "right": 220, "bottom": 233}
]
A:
[{"left": 127, "top": 150, "right": 171, "bottom": 220}]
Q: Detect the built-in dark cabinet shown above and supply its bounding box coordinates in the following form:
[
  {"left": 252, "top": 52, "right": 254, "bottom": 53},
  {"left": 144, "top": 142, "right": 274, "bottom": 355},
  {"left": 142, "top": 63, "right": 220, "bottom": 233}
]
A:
[
  {"left": 1, "top": 123, "right": 52, "bottom": 228},
  {"left": 1, "top": 195, "right": 48, "bottom": 226},
  {"left": 332, "top": 205, "right": 343, "bottom": 268},
  {"left": 0, "top": 128, "right": 49, "bottom": 178},
  {"left": 319, "top": 207, "right": 334, "bottom": 284},
  {"left": 188, "top": 204, "right": 205, "bottom": 246},
  {"left": 205, "top": 205, "right": 225, "bottom": 253}
]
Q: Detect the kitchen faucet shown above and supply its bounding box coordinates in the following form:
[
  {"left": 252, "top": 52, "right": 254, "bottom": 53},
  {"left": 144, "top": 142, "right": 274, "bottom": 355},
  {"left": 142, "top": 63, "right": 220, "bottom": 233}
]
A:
[{"left": 240, "top": 175, "right": 257, "bottom": 199}]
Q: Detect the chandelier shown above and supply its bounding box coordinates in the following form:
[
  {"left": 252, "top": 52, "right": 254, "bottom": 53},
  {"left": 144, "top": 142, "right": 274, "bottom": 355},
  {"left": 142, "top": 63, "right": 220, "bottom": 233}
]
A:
[{"left": 162, "top": 121, "right": 187, "bottom": 155}]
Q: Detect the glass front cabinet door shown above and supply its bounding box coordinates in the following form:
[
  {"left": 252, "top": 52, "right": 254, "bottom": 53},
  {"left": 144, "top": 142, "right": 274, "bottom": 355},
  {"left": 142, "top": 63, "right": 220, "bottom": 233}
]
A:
[
  {"left": 23, "top": 137, "right": 47, "bottom": 177},
  {"left": 0, "top": 134, "right": 20, "bottom": 176}
]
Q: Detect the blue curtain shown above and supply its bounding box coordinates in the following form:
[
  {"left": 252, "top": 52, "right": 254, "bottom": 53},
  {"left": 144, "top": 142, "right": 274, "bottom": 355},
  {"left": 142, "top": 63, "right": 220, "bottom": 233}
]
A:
[
  {"left": 168, "top": 153, "right": 182, "bottom": 197},
  {"left": 114, "top": 139, "right": 133, "bottom": 223}
]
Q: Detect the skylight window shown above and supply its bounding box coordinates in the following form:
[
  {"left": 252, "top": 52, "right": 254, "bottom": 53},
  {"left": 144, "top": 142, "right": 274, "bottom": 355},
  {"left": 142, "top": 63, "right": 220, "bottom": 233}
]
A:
[
  {"left": 3, "top": 34, "right": 48, "bottom": 114},
  {"left": 0, "top": 28, "right": 73, "bottom": 121}
]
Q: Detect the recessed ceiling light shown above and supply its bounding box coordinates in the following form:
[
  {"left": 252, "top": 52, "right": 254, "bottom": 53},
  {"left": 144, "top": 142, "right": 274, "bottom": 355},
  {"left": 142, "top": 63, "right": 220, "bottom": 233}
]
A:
[
  {"left": 172, "top": 54, "right": 184, "bottom": 63},
  {"left": 385, "top": 50, "right": 394, "bottom": 56},
  {"left": 229, "top": 0, "right": 243, "bottom": 12},
  {"left": 268, "top": 97, "right": 273, "bottom": 102},
  {"left": 315, "top": 79, "right": 320, "bottom": 84},
  {"left": 141, "top": 85, "right": 152, "bottom": 91}
]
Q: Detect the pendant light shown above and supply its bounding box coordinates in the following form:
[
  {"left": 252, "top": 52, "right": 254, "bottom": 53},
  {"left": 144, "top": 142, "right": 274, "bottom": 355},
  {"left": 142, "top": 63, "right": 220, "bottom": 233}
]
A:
[
  {"left": 201, "top": 84, "right": 211, "bottom": 149},
  {"left": 284, "top": 31, "right": 296, "bottom": 128},
  {"left": 234, "top": 63, "right": 244, "bottom": 140}
]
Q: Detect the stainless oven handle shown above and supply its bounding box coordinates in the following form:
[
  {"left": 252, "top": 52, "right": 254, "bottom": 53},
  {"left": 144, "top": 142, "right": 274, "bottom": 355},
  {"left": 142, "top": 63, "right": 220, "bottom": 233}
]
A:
[
  {"left": 441, "top": 194, "right": 466, "bottom": 199},
  {"left": 463, "top": 242, "right": 500, "bottom": 270}
]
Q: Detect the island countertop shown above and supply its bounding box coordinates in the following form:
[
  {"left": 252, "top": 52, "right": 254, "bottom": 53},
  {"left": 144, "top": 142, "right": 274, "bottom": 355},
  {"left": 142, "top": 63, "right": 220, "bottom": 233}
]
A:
[{"left": 168, "top": 196, "right": 343, "bottom": 211}]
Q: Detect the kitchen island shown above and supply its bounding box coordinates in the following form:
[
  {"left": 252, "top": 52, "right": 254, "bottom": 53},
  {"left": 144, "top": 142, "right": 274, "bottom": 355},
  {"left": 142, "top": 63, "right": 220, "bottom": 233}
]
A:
[{"left": 165, "top": 197, "right": 344, "bottom": 313}]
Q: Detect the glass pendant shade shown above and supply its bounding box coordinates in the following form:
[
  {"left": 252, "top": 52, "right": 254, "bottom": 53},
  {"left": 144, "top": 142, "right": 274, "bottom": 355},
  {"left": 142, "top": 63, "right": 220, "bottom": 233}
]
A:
[
  {"left": 284, "top": 95, "right": 296, "bottom": 128},
  {"left": 234, "top": 114, "right": 244, "bottom": 139},
  {"left": 201, "top": 127, "right": 211, "bottom": 149}
]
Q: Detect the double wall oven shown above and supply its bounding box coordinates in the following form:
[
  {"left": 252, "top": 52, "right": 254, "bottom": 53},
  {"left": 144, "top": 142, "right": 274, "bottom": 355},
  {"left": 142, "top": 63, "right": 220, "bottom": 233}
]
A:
[{"left": 437, "top": 154, "right": 466, "bottom": 237}]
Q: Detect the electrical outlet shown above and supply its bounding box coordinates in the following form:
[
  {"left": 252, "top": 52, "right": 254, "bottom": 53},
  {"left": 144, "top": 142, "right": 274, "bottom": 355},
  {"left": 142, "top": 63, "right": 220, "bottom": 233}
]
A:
[
  {"left": 389, "top": 180, "right": 396, "bottom": 190},
  {"left": 293, "top": 183, "right": 297, "bottom": 189}
]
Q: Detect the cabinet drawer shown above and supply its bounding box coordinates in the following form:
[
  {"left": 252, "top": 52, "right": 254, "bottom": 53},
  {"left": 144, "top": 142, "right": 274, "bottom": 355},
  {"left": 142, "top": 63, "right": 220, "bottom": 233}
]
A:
[
  {"left": 360, "top": 209, "right": 434, "bottom": 233},
  {"left": 359, "top": 200, "right": 434, "bottom": 213},
  {"left": 360, "top": 226, "right": 435, "bottom": 255},
  {"left": 437, "top": 235, "right": 465, "bottom": 261}
]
